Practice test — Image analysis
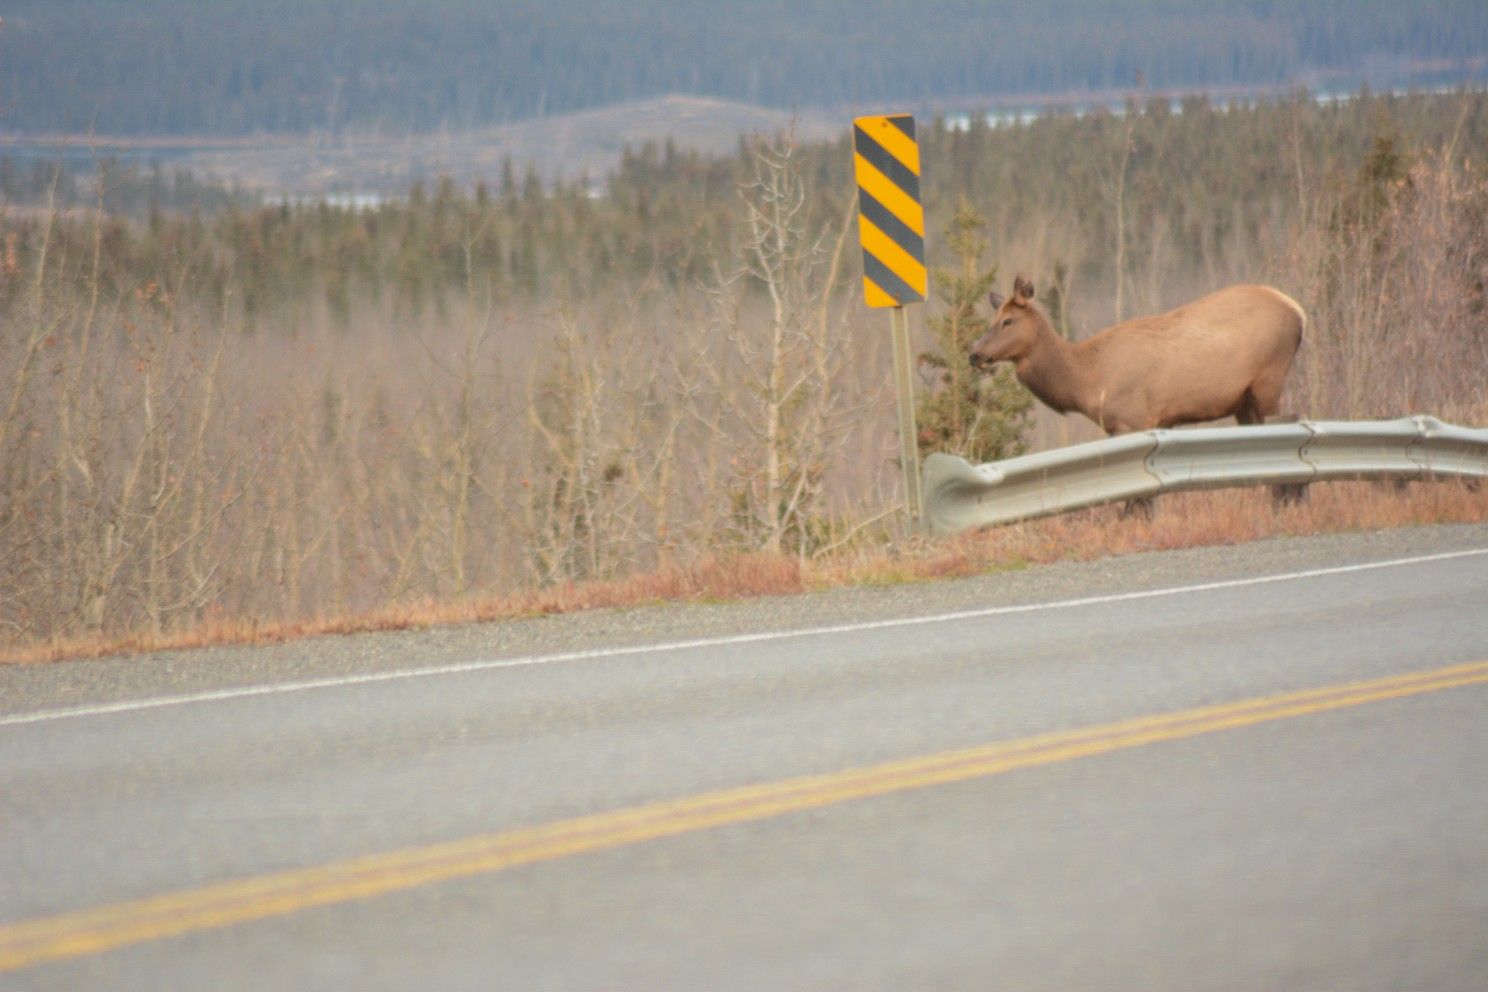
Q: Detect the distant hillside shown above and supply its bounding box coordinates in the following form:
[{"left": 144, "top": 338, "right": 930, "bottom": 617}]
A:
[
  {"left": 1, "top": 0, "right": 1485, "bottom": 137},
  {"left": 178, "top": 95, "right": 840, "bottom": 196}
]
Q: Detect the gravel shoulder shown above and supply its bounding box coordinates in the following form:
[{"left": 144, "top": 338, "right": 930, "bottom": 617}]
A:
[{"left": 5, "top": 523, "right": 1487, "bottom": 718}]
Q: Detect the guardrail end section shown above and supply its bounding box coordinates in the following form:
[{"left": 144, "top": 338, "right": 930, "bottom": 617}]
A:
[{"left": 922, "top": 453, "right": 1002, "bottom": 536}]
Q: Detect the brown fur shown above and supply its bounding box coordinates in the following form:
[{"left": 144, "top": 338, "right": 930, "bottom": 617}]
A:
[{"left": 969, "top": 274, "right": 1305, "bottom": 435}]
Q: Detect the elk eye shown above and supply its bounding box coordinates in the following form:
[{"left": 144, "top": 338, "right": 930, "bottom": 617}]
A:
[{"left": 1001, "top": 318, "right": 1013, "bottom": 327}]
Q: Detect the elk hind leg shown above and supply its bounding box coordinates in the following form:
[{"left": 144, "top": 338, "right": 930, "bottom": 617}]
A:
[
  {"left": 1235, "top": 387, "right": 1269, "bottom": 426},
  {"left": 1105, "top": 421, "right": 1158, "bottom": 520}
]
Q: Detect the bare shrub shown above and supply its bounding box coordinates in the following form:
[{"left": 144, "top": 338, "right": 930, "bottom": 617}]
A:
[
  {"left": 2, "top": 272, "right": 262, "bottom": 639},
  {"left": 1279, "top": 149, "right": 1488, "bottom": 420},
  {"left": 520, "top": 294, "right": 689, "bottom": 584},
  {"left": 693, "top": 129, "right": 862, "bottom": 556}
]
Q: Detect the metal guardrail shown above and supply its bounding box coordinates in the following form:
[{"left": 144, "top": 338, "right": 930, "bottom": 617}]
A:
[{"left": 923, "top": 416, "right": 1488, "bottom": 536}]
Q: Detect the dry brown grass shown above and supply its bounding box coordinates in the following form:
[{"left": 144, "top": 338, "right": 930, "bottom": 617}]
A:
[{"left": 5, "top": 478, "right": 1482, "bottom": 666}]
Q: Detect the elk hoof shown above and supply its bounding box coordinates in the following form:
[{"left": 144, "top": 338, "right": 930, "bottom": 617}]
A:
[
  {"left": 1120, "top": 496, "right": 1156, "bottom": 520},
  {"left": 1271, "top": 482, "right": 1310, "bottom": 508}
]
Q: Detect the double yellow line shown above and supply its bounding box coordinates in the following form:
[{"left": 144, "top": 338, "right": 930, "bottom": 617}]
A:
[{"left": 4, "top": 658, "right": 1487, "bottom": 973}]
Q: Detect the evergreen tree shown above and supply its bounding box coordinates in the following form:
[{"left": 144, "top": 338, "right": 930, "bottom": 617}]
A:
[{"left": 916, "top": 198, "right": 1031, "bottom": 463}]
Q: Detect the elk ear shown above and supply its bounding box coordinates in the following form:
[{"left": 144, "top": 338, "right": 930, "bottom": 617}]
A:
[
  {"left": 1012, "top": 273, "right": 1035, "bottom": 306},
  {"left": 987, "top": 291, "right": 1005, "bottom": 310}
]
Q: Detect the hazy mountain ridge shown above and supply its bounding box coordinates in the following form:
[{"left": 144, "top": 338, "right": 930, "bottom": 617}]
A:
[
  {"left": 180, "top": 95, "right": 841, "bottom": 197},
  {"left": 2, "top": 0, "right": 1484, "bottom": 138}
]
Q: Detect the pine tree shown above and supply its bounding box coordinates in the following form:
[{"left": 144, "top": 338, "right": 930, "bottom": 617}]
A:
[{"left": 916, "top": 198, "right": 1031, "bottom": 463}]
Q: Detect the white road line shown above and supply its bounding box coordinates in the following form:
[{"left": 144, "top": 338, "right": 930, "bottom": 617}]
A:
[{"left": 3, "top": 547, "right": 1486, "bottom": 729}]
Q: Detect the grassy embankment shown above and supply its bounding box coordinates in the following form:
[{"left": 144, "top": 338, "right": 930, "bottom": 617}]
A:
[{"left": 5, "top": 480, "right": 1485, "bottom": 665}]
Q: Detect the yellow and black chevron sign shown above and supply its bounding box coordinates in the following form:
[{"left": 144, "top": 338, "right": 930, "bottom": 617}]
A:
[{"left": 853, "top": 113, "right": 926, "bottom": 308}]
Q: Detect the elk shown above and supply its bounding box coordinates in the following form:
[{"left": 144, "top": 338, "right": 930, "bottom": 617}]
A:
[{"left": 969, "top": 274, "right": 1305, "bottom": 435}]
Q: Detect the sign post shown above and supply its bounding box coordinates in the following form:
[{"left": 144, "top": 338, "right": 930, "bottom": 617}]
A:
[
  {"left": 852, "top": 113, "right": 927, "bottom": 526},
  {"left": 887, "top": 304, "right": 923, "bottom": 523}
]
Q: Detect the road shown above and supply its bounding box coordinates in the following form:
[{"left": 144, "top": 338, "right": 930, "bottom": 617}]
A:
[{"left": 3, "top": 525, "right": 1487, "bottom": 990}]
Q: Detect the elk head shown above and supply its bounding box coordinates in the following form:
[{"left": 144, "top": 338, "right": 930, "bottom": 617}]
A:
[{"left": 969, "top": 273, "right": 1040, "bottom": 371}]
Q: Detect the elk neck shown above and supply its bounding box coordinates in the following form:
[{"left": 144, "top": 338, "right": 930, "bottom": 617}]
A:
[{"left": 1013, "top": 320, "right": 1096, "bottom": 419}]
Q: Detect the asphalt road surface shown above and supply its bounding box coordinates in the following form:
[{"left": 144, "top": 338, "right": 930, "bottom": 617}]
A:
[{"left": 3, "top": 525, "right": 1487, "bottom": 990}]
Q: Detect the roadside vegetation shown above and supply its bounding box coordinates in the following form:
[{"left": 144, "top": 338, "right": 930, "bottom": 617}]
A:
[
  {"left": 3, "top": 89, "right": 1486, "bottom": 662},
  {"left": 6, "top": 482, "right": 1484, "bottom": 666}
]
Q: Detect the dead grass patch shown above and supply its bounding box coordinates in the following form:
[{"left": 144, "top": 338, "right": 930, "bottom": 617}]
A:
[{"left": 3, "top": 479, "right": 1482, "bottom": 666}]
